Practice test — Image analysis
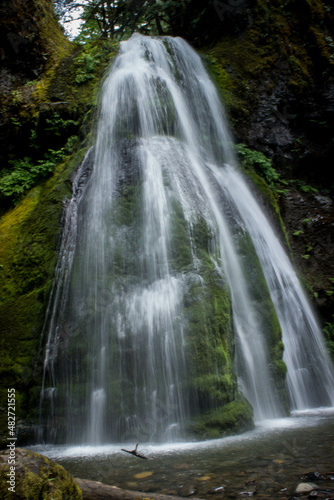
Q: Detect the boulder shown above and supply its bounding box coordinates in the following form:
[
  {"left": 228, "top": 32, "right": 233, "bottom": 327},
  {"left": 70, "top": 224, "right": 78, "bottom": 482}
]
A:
[
  {"left": 0, "top": 447, "right": 82, "bottom": 499},
  {"left": 295, "top": 482, "right": 319, "bottom": 494}
]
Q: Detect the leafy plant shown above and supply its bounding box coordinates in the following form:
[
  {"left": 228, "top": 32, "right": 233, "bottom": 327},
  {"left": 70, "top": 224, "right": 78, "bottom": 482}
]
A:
[
  {"left": 0, "top": 157, "right": 54, "bottom": 201},
  {"left": 325, "top": 278, "right": 334, "bottom": 297},
  {"left": 75, "top": 53, "right": 100, "bottom": 84},
  {"left": 300, "top": 184, "right": 319, "bottom": 193},
  {"left": 45, "top": 112, "right": 78, "bottom": 136},
  {"left": 0, "top": 136, "right": 78, "bottom": 204},
  {"left": 289, "top": 179, "right": 319, "bottom": 193},
  {"left": 11, "top": 90, "right": 24, "bottom": 106},
  {"left": 235, "top": 143, "right": 282, "bottom": 188}
]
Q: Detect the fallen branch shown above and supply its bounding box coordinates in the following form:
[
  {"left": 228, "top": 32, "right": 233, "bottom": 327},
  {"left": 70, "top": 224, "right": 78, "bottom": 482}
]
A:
[{"left": 121, "top": 444, "right": 151, "bottom": 460}]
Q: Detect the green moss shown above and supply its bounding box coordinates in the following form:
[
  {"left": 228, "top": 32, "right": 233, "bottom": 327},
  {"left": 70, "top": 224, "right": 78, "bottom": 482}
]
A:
[
  {"left": 200, "top": 34, "right": 272, "bottom": 132},
  {"left": 235, "top": 144, "right": 292, "bottom": 253},
  {"left": 170, "top": 200, "right": 193, "bottom": 271},
  {"left": 0, "top": 157, "right": 75, "bottom": 302},
  {"left": 182, "top": 215, "right": 237, "bottom": 410},
  {"left": 0, "top": 449, "right": 82, "bottom": 499},
  {"left": 187, "top": 397, "right": 254, "bottom": 439},
  {"left": 203, "top": 54, "right": 236, "bottom": 111}
]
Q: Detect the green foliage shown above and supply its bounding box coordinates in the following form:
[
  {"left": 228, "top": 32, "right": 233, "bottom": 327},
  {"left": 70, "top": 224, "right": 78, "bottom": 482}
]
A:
[
  {"left": 288, "top": 179, "right": 319, "bottom": 193},
  {"left": 11, "top": 89, "right": 24, "bottom": 106},
  {"left": 45, "top": 112, "right": 78, "bottom": 136},
  {"left": 0, "top": 158, "right": 53, "bottom": 200},
  {"left": 0, "top": 137, "right": 78, "bottom": 204},
  {"left": 75, "top": 53, "right": 100, "bottom": 84},
  {"left": 57, "top": 0, "right": 201, "bottom": 42},
  {"left": 325, "top": 278, "right": 334, "bottom": 297},
  {"left": 10, "top": 117, "right": 21, "bottom": 128},
  {"left": 236, "top": 143, "right": 282, "bottom": 189},
  {"left": 73, "top": 41, "right": 117, "bottom": 86},
  {"left": 300, "top": 184, "right": 319, "bottom": 194}
]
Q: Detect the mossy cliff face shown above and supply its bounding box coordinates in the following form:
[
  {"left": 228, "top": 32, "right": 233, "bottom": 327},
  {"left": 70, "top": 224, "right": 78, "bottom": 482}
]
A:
[
  {"left": 0, "top": 0, "right": 70, "bottom": 170},
  {"left": 0, "top": 0, "right": 70, "bottom": 79},
  {"left": 0, "top": 155, "right": 76, "bottom": 446}
]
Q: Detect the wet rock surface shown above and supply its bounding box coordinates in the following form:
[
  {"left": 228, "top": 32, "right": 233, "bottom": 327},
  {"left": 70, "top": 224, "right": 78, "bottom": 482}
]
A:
[{"left": 280, "top": 189, "right": 334, "bottom": 321}]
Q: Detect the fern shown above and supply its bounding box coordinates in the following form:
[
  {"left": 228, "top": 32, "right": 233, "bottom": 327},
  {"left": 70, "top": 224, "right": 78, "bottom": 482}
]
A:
[
  {"left": 236, "top": 143, "right": 280, "bottom": 188},
  {"left": 0, "top": 137, "right": 77, "bottom": 204}
]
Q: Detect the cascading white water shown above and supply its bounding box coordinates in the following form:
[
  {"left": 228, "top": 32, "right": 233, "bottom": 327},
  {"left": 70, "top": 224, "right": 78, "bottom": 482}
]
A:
[
  {"left": 212, "top": 164, "right": 334, "bottom": 410},
  {"left": 40, "top": 34, "right": 334, "bottom": 444}
]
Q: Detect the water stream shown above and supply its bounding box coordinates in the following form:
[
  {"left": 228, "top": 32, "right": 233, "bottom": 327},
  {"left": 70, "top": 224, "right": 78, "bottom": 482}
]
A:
[{"left": 39, "top": 34, "right": 334, "bottom": 444}]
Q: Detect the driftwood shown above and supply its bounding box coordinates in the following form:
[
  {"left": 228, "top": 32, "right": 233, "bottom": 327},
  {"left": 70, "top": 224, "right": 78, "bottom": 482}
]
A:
[
  {"left": 121, "top": 443, "right": 151, "bottom": 460},
  {"left": 75, "top": 478, "right": 201, "bottom": 500}
]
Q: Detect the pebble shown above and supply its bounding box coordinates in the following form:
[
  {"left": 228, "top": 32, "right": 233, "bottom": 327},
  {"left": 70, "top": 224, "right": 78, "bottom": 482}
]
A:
[
  {"left": 295, "top": 482, "right": 319, "bottom": 494},
  {"left": 133, "top": 471, "right": 153, "bottom": 479},
  {"left": 208, "top": 486, "right": 225, "bottom": 494}
]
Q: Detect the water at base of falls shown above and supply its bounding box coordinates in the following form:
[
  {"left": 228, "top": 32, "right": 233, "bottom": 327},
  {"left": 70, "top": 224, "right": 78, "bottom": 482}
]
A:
[
  {"left": 30, "top": 409, "right": 334, "bottom": 500},
  {"left": 39, "top": 34, "right": 334, "bottom": 444}
]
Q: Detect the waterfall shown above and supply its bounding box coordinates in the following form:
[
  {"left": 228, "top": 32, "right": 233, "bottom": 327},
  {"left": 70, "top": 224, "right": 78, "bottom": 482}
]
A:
[
  {"left": 39, "top": 34, "right": 334, "bottom": 444},
  {"left": 212, "top": 164, "right": 334, "bottom": 410}
]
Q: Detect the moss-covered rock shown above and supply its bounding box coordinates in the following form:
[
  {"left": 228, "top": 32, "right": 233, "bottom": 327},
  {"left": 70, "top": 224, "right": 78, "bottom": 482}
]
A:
[
  {"left": 187, "top": 397, "right": 254, "bottom": 440},
  {"left": 0, "top": 448, "right": 82, "bottom": 499},
  {"left": 0, "top": 32, "right": 118, "bottom": 208},
  {"left": 0, "top": 0, "right": 70, "bottom": 79},
  {"left": 184, "top": 261, "right": 236, "bottom": 410}
]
